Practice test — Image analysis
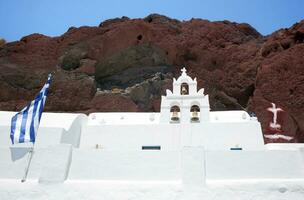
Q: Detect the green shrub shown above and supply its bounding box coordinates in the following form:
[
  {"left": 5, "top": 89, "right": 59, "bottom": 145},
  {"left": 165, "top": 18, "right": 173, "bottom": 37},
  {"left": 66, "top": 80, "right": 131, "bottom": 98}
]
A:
[{"left": 0, "top": 38, "right": 6, "bottom": 46}]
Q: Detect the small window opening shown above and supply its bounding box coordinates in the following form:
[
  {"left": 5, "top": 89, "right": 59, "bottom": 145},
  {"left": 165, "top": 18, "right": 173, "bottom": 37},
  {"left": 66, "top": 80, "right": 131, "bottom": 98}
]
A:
[
  {"left": 230, "top": 145, "right": 242, "bottom": 150},
  {"left": 181, "top": 83, "right": 189, "bottom": 95},
  {"left": 230, "top": 147, "right": 243, "bottom": 150},
  {"left": 142, "top": 146, "right": 161, "bottom": 150}
]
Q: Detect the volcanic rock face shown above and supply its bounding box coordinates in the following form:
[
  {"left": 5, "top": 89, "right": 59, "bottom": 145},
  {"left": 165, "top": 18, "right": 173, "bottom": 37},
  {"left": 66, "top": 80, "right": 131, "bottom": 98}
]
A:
[{"left": 0, "top": 14, "right": 303, "bottom": 142}]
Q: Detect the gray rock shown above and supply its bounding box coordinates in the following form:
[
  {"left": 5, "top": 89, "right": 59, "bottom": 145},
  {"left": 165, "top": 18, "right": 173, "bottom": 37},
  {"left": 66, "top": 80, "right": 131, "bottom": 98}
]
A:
[
  {"left": 59, "top": 45, "right": 88, "bottom": 71},
  {"left": 95, "top": 43, "right": 170, "bottom": 87}
]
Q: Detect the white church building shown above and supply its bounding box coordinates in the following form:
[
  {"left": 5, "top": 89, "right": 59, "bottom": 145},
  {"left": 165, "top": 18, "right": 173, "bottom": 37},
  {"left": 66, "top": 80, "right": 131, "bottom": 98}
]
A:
[{"left": 0, "top": 68, "right": 304, "bottom": 185}]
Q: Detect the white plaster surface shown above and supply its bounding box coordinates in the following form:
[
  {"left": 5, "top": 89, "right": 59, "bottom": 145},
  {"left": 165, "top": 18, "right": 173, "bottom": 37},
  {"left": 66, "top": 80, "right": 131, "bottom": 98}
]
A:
[
  {"left": 182, "top": 146, "right": 205, "bottom": 185},
  {"left": 0, "top": 147, "right": 30, "bottom": 179},
  {"left": 0, "top": 180, "right": 304, "bottom": 200},
  {"left": 68, "top": 150, "right": 181, "bottom": 181},
  {"left": 81, "top": 121, "right": 264, "bottom": 151},
  {"left": 266, "top": 143, "right": 304, "bottom": 150},
  {"left": 88, "top": 112, "right": 160, "bottom": 125},
  {"left": 205, "top": 150, "right": 304, "bottom": 180},
  {"left": 38, "top": 144, "right": 72, "bottom": 183}
]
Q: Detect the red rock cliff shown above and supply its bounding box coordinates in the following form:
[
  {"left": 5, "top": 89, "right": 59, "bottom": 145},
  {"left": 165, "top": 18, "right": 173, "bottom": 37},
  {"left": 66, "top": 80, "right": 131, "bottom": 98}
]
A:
[{"left": 0, "top": 14, "right": 303, "bottom": 142}]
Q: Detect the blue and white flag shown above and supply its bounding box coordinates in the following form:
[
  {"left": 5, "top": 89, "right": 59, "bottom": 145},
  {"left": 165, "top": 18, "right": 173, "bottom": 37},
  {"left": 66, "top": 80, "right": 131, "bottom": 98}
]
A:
[{"left": 10, "top": 74, "right": 52, "bottom": 144}]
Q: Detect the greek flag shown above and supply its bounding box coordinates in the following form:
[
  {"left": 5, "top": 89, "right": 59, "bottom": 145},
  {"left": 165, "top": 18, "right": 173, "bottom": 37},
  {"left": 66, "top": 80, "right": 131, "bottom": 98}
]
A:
[{"left": 10, "top": 74, "right": 52, "bottom": 144}]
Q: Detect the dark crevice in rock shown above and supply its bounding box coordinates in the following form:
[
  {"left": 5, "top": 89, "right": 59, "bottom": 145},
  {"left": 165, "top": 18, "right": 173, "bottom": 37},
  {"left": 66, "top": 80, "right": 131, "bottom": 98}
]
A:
[
  {"left": 261, "top": 42, "right": 283, "bottom": 57},
  {"left": 182, "top": 49, "right": 197, "bottom": 62},
  {"left": 238, "top": 84, "right": 255, "bottom": 108},
  {"left": 289, "top": 114, "right": 302, "bottom": 143},
  {"left": 281, "top": 41, "right": 291, "bottom": 50},
  {"left": 137, "top": 34, "right": 143, "bottom": 40},
  {"left": 294, "top": 31, "right": 304, "bottom": 43},
  {"left": 210, "top": 90, "right": 245, "bottom": 111},
  {"left": 289, "top": 88, "right": 294, "bottom": 95}
]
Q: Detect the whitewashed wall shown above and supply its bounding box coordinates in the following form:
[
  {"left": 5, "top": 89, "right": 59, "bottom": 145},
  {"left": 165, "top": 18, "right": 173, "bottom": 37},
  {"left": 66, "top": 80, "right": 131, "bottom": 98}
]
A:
[
  {"left": 81, "top": 121, "right": 264, "bottom": 151},
  {"left": 68, "top": 147, "right": 205, "bottom": 183},
  {"left": 80, "top": 124, "right": 181, "bottom": 150},
  {"left": 205, "top": 150, "right": 304, "bottom": 182},
  {"left": 191, "top": 122, "right": 265, "bottom": 150},
  {"left": 1, "top": 145, "right": 304, "bottom": 185},
  {"left": 68, "top": 150, "right": 182, "bottom": 181},
  {"left": 0, "top": 144, "right": 72, "bottom": 182},
  {"left": 0, "top": 147, "right": 30, "bottom": 179}
]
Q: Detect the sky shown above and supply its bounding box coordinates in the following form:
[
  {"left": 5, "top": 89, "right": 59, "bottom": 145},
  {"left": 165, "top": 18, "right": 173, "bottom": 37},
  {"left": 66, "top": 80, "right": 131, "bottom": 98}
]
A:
[{"left": 0, "top": 0, "right": 303, "bottom": 42}]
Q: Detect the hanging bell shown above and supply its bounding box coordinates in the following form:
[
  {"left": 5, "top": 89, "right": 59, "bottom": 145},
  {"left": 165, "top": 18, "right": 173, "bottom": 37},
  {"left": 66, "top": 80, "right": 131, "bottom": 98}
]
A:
[
  {"left": 191, "top": 110, "right": 199, "bottom": 122},
  {"left": 171, "top": 110, "right": 179, "bottom": 121},
  {"left": 181, "top": 86, "right": 187, "bottom": 95}
]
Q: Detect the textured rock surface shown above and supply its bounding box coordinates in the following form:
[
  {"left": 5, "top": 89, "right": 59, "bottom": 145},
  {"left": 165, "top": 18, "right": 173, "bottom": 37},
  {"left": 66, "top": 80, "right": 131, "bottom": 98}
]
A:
[
  {"left": 0, "top": 38, "right": 5, "bottom": 47},
  {"left": 0, "top": 14, "right": 303, "bottom": 142}
]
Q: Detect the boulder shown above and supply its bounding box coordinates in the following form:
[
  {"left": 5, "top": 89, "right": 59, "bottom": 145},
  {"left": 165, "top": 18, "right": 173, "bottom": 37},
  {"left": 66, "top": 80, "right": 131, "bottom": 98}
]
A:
[{"left": 59, "top": 44, "right": 88, "bottom": 70}]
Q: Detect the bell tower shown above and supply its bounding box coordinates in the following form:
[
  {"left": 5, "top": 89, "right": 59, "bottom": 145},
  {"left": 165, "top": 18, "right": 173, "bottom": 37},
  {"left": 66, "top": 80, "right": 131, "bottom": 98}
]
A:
[{"left": 160, "top": 67, "right": 210, "bottom": 123}]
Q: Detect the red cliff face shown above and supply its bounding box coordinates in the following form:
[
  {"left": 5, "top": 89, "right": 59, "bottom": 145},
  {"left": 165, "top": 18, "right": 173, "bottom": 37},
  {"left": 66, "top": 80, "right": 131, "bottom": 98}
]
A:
[{"left": 0, "top": 14, "right": 303, "bottom": 142}]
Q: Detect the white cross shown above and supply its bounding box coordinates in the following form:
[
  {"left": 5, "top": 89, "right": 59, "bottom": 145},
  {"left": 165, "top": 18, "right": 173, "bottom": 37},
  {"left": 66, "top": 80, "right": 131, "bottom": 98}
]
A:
[
  {"left": 267, "top": 102, "right": 283, "bottom": 129},
  {"left": 181, "top": 67, "right": 187, "bottom": 74}
]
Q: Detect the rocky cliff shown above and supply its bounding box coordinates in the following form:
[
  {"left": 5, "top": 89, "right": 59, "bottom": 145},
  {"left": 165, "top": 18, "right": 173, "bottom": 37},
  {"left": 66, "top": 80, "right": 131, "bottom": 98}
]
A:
[{"left": 0, "top": 14, "right": 303, "bottom": 142}]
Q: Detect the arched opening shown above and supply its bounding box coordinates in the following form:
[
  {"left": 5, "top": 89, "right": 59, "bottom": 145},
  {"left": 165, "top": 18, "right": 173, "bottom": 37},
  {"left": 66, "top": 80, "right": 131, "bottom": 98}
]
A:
[
  {"left": 190, "top": 105, "right": 200, "bottom": 122},
  {"left": 170, "top": 105, "right": 180, "bottom": 123},
  {"left": 181, "top": 83, "right": 189, "bottom": 95}
]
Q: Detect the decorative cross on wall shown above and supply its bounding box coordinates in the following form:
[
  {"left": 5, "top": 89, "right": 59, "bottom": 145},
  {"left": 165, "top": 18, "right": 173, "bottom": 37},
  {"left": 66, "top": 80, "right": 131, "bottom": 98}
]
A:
[{"left": 267, "top": 102, "right": 283, "bottom": 130}]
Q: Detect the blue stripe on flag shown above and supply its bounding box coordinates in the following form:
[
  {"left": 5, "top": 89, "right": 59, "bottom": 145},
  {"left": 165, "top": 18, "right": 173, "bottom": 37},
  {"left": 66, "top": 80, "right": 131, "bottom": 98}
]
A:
[
  {"left": 10, "top": 115, "right": 17, "bottom": 144},
  {"left": 29, "top": 94, "right": 41, "bottom": 143},
  {"left": 38, "top": 96, "right": 45, "bottom": 122},
  {"left": 18, "top": 104, "right": 31, "bottom": 143}
]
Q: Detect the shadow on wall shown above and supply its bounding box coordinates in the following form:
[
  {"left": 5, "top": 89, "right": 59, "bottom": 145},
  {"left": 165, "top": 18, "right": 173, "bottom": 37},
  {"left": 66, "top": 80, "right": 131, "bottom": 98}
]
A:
[
  {"left": 60, "top": 114, "right": 87, "bottom": 148},
  {"left": 9, "top": 147, "right": 30, "bottom": 161}
]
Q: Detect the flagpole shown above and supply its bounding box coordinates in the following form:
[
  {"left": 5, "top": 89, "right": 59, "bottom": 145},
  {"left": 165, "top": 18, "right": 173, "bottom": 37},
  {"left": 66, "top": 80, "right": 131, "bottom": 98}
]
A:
[{"left": 21, "top": 143, "right": 35, "bottom": 183}]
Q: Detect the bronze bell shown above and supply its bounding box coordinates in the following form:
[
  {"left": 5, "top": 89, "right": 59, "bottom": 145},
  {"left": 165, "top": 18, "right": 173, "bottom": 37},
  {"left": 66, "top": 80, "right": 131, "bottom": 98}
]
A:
[
  {"left": 191, "top": 110, "right": 199, "bottom": 122},
  {"left": 181, "top": 86, "right": 187, "bottom": 95},
  {"left": 171, "top": 110, "right": 179, "bottom": 121}
]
